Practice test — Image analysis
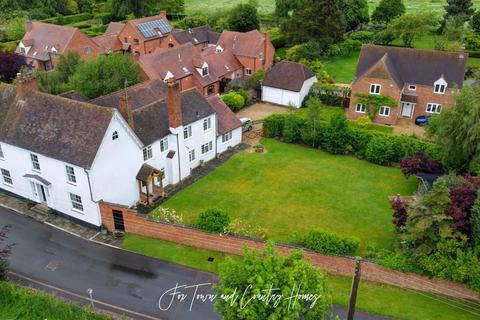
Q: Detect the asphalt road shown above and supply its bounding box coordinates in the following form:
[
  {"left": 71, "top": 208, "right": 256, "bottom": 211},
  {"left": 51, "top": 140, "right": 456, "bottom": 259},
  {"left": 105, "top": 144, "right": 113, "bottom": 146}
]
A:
[{"left": 0, "top": 206, "right": 389, "bottom": 320}]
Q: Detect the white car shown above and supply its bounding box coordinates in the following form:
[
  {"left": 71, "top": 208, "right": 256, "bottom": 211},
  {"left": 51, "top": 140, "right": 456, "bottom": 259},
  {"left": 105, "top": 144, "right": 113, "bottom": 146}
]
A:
[{"left": 240, "top": 117, "right": 253, "bottom": 132}]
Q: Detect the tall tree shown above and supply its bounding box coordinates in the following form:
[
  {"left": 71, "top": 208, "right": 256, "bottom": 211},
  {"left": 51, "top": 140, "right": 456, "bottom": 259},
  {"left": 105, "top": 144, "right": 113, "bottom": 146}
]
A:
[
  {"left": 0, "top": 53, "right": 27, "bottom": 83},
  {"left": 386, "top": 13, "right": 439, "bottom": 47},
  {"left": 214, "top": 241, "right": 332, "bottom": 319},
  {"left": 70, "top": 53, "right": 140, "bottom": 99},
  {"left": 444, "top": 0, "right": 474, "bottom": 23},
  {"left": 427, "top": 85, "right": 480, "bottom": 173},
  {"left": 275, "top": 0, "right": 298, "bottom": 18},
  {"left": 111, "top": 0, "right": 130, "bottom": 19},
  {"left": 371, "top": 0, "right": 405, "bottom": 25},
  {"left": 338, "top": 0, "right": 369, "bottom": 31},
  {"left": 227, "top": 3, "right": 260, "bottom": 32},
  {"left": 282, "top": 0, "right": 345, "bottom": 48}
]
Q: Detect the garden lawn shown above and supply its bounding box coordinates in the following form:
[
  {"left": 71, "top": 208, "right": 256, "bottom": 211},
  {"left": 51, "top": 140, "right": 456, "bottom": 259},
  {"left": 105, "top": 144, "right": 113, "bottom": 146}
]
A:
[
  {"left": 123, "top": 235, "right": 480, "bottom": 320},
  {"left": 185, "top": 0, "right": 275, "bottom": 14},
  {"left": 322, "top": 51, "right": 359, "bottom": 84},
  {"left": 162, "top": 138, "right": 418, "bottom": 252},
  {"left": 0, "top": 281, "right": 109, "bottom": 320}
]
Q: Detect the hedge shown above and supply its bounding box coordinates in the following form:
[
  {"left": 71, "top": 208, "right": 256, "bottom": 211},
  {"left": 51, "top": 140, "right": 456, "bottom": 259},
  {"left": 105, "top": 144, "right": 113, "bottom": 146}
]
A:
[
  {"left": 301, "top": 229, "right": 360, "bottom": 256},
  {"left": 94, "top": 13, "right": 114, "bottom": 25},
  {"left": 263, "top": 114, "right": 440, "bottom": 166},
  {"left": 42, "top": 13, "right": 93, "bottom": 26}
]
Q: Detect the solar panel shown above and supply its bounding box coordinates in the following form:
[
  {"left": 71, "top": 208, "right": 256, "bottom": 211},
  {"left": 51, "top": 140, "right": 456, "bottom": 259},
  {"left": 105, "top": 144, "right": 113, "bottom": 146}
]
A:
[{"left": 137, "top": 19, "right": 172, "bottom": 38}]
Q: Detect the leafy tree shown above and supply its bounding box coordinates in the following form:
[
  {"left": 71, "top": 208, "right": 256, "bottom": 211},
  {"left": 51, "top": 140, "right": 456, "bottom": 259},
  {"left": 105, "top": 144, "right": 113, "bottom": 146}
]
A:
[
  {"left": 70, "top": 53, "right": 140, "bottom": 99},
  {"left": 400, "top": 152, "right": 444, "bottom": 177},
  {"left": 426, "top": 85, "right": 480, "bottom": 173},
  {"left": 371, "top": 0, "right": 405, "bottom": 25},
  {"left": 446, "top": 177, "right": 480, "bottom": 235},
  {"left": 472, "top": 10, "right": 480, "bottom": 34},
  {"left": 386, "top": 13, "right": 439, "bottom": 47},
  {"left": 401, "top": 179, "right": 456, "bottom": 256},
  {"left": 0, "top": 225, "right": 13, "bottom": 280},
  {"left": 111, "top": 0, "right": 130, "bottom": 19},
  {"left": 391, "top": 196, "right": 408, "bottom": 228},
  {"left": 37, "top": 51, "right": 80, "bottom": 95},
  {"left": 178, "top": 15, "right": 209, "bottom": 29},
  {"left": 214, "top": 241, "right": 332, "bottom": 319},
  {"left": 227, "top": 3, "right": 259, "bottom": 32},
  {"left": 338, "top": 0, "right": 369, "bottom": 31},
  {"left": 4, "top": 16, "right": 25, "bottom": 42},
  {"left": 0, "top": 53, "right": 26, "bottom": 83},
  {"left": 282, "top": 0, "right": 345, "bottom": 49},
  {"left": 470, "top": 191, "right": 480, "bottom": 245},
  {"left": 444, "top": 0, "right": 474, "bottom": 23},
  {"left": 275, "top": 0, "right": 298, "bottom": 18}
]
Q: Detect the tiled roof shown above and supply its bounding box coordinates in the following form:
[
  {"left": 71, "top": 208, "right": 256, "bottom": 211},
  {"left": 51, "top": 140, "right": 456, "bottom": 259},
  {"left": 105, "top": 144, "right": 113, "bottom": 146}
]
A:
[
  {"left": 105, "top": 22, "right": 125, "bottom": 35},
  {"left": 202, "top": 49, "right": 242, "bottom": 78},
  {"left": 207, "top": 95, "right": 241, "bottom": 135},
  {"left": 138, "top": 43, "right": 218, "bottom": 87},
  {"left": 216, "top": 30, "right": 264, "bottom": 58},
  {"left": 262, "top": 60, "right": 316, "bottom": 92},
  {"left": 90, "top": 80, "right": 216, "bottom": 145},
  {"left": 0, "top": 84, "right": 113, "bottom": 168},
  {"left": 92, "top": 33, "right": 122, "bottom": 53},
  {"left": 16, "top": 22, "right": 78, "bottom": 60},
  {"left": 355, "top": 45, "right": 467, "bottom": 88},
  {"left": 171, "top": 26, "right": 220, "bottom": 45}
]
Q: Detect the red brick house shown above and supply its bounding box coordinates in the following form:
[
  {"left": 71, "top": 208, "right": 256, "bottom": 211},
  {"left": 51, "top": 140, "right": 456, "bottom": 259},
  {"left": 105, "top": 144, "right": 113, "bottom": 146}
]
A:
[
  {"left": 348, "top": 45, "right": 467, "bottom": 125},
  {"left": 16, "top": 21, "right": 101, "bottom": 71},
  {"left": 117, "top": 11, "right": 174, "bottom": 55}
]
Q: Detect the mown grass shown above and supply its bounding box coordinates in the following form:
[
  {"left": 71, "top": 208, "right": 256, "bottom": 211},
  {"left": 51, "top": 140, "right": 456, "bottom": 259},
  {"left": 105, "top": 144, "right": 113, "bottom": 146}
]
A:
[
  {"left": 0, "top": 281, "right": 110, "bottom": 320},
  {"left": 162, "top": 138, "right": 417, "bottom": 252},
  {"left": 123, "top": 235, "right": 480, "bottom": 320}
]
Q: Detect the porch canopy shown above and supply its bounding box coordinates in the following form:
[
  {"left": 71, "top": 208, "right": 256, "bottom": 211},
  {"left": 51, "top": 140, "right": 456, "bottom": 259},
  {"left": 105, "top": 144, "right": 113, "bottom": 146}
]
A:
[{"left": 23, "top": 174, "right": 51, "bottom": 186}]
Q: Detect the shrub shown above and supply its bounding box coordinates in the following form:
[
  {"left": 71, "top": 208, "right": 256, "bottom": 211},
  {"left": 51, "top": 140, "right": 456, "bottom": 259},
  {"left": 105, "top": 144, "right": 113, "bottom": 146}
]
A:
[
  {"left": 236, "top": 88, "right": 250, "bottom": 105},
  {"left": 283, "top": 115, "right": 306, "bottom": 143},
  {"left": 302, "top": 229, "right": 360, "bottom": 256},
  {"left": 471, "top": 192, "right": 480, "bottom": 245},
  {"left": 400, "top": 152, "right": 444, "bottom": 177},
  {"left": 365, "top": 135, "right": 402, "bottom": 165},
  {"left": 373, "top": 29, "right": 395, "bottom": 45},
  {"left": 94, "top": 12, "right": 114, "bottom": 24},
  {"left": 225, "top": 218, "right": 268, "bottom": 239},
  {"left": 322, "top": 113, "right": 351, "bottom": 154},
  {"left": 369, "top": 248, "right": 419, "bottom": 273},
  {"left": 355, "top": 115, "right": 372, "bottom": 129},
  {"left": 196, "top": 208, "right": 230, "bottom": 233},
  {"left": 391, "top": 196, "right": 408, "bottom": 228},
  {"left": 286, "top": 42, "right": 323, "bottom": 62},
  {"left": 220, "top": 92, "right": 245, "bottom": 111},
  {"left": 148, "top": 207, "right": 183, "bottom": 224},
  {"left": 264, "top": 114, "right": 286, "bottom": 138},
  {"left": 252, "top": 70, "right": 266, "bottom": 81},
  {"left": 446, "top": 179, "right": 479, "bottom": 235},
  {"left": 322, "top": 39, "right": 362, "bottom": 57},
  {"left": 349, "top": 30, "right": 375, "bottom": 43},
  {"left": 0, "top": 225, "right": 13, "bottom": 280},
  {"left": 317, "top": 93, "right": 343, "bottom": 106}
]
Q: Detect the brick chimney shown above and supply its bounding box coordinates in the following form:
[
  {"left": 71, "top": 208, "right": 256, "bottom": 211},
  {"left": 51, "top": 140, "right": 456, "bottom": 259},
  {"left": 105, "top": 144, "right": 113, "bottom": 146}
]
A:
[
  {"left": 263, "top": 32, "right": 269, "bottom": 67},
  {"left": 16, "top": 70, "right": 37, "bottom": 101},
  {"left": 25, "top": 19, "right": 32, "bottom": 32},
  {"left": 167, "top": 80, "right": 182, "bottom": 129},
  {"left": 159, "top": 10, "right": 167, "bottom": 19},
  {"left": 119, "top": 94, "right": 135, "bottom": 129}
]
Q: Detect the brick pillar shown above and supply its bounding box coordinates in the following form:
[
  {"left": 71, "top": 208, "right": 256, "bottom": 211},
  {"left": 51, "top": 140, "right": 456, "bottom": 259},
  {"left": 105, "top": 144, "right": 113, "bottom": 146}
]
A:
[{"left": 119, "top": 94, "right": 135, "bottom": 129}]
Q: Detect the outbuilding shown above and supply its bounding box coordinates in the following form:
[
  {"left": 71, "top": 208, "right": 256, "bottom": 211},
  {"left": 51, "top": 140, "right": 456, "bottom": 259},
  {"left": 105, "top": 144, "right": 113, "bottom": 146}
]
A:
[{"left": 261, "top": 60, "right": 317, "bottom": 108}]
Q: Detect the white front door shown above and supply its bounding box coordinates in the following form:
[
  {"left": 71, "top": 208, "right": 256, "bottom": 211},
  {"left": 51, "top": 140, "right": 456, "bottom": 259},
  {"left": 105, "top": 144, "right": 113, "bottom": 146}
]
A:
[
  {"left": 30, "top": 181, "right": 48, "bottom": 203},
  {"left": 401, "top": 102, "right": 414, "bottom": 117}
]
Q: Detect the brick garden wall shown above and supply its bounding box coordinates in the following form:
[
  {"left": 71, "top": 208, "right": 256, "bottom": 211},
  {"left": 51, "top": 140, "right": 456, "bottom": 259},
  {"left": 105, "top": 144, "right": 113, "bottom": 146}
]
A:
[{"left": 100, "top": 202, "right": 480, "bottom": 301}]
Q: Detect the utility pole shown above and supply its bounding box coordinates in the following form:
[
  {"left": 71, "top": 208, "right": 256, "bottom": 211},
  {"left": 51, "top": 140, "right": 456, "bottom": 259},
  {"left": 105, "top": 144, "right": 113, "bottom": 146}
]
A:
[{"left": 347, "top": 257, "right": 362, "bottom": 320}]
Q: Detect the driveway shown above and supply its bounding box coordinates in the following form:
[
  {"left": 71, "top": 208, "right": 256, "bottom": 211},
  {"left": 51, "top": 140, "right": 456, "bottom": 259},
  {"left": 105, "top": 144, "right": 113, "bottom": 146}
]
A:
[
  {"left": 236, "top": 102, "right": 289, "bottom": 122},
  {"left": 0, "top": 206, "right": 389, "bottom": 320}
]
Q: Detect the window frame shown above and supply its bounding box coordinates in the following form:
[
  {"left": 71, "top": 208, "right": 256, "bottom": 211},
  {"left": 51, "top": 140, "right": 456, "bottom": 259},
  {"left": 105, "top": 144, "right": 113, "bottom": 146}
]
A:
[
  {"left": 201, "top": 141, "right": 213, "bottom": 155},
  {"left": 65, "top": 165, "right": 76, "bottom": 184},
  {"left": 69, "top": 193, "right": 84, "bottom": 212},
  {"left": 160, "top": 137, "right": 168, "bottom": 153},
  {"left": 30, "top": 153, "right": 41, "bottom": 172},
  {"left": 203, "top": 117, "right": 212, "bottom": 131},
  {"left": 408, "top": 85, "right": 416, "bottom": 91},
  {"left": 426, "top": 103, "right": 442, "bottom": 114},
  {"left": 143, "top": 145, "right": 153, "bottom": 161},
  {"left": 112, "top": 131, "right": 119, "bottom": 140},
  {"left": 1, "top": 168, "right": 12, "bottom": 186},
  {"left": 0, "top": 144, "right": 4, "bottom": 159},
  {"left": 189, "top": 149, "right": 195, "bottom": 162},
  {"left": 369, "top": 84, "right": 381, "bottom": 95},
  {"left": 222, "top": 131, "right": 233, "bottom": 143},
  {"left": 355, "top": 103, "right": 366, "bottom": 113},
  {"left": 183, "top": 125, "right": 192, "bottom": 140},
  {"left": 379, "top": 106, "right": 391, "bottom": 117},
  {"left": 245, "top": 68, "right": 253, "bottom": 76},
  {"left": 434, "top": 84, "right": 446, "bottom": 94}
]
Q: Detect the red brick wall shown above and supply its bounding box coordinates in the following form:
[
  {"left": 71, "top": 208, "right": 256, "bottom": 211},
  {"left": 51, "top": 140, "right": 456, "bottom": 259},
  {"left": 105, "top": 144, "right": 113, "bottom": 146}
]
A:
[
  {"left": 407, "top": 84, "right": 456, "bottom": 120},
  {"left": 67, "top": 30, "right": 102, "bottom": 61},
  {"left": 348, "top": 77, "right": 401, "bottom": 125},
  {"left": 100, "top": 202, "right": 480, "bottom": 301}
]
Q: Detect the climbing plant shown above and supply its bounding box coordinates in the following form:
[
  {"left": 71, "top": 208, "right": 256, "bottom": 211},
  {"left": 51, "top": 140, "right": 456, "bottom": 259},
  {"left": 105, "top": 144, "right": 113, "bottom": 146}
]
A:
[{"left": 354, "top": 93, "right": 398, "bottom": 120}]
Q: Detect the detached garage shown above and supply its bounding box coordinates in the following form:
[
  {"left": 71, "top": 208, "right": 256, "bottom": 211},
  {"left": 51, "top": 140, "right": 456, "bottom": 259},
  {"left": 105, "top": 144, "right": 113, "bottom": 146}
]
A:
[{"left": 261, "top": 60, "right": 317, "bottom": 108}]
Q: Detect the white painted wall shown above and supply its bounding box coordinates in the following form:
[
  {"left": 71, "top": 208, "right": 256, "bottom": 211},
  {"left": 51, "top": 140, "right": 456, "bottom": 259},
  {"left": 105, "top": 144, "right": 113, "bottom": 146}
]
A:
[
  {"left": 89, "top": 112, "right": 144, "bottom": 208},
  {"left": 0, "top": 142, "right": 102, "bottom": 226},
  {"left": 217, "top": 128, "right": 242, "bottom": 154},
  {"left": 262, "top": 76, "right": 317, "bottom": 108},
  {"left": 184, "top": 114, "right": 217, "bottom": 170}
]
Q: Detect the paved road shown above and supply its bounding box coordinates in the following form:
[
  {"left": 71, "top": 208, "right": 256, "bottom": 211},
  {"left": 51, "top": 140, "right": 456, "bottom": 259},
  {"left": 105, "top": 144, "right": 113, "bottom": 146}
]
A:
[{"left": 0, "top": 207, "right": 389, "bottom": 320}]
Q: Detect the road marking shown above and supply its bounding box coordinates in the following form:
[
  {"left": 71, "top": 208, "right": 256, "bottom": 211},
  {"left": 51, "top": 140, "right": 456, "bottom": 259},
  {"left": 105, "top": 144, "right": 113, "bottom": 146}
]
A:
[{"left": 8, "top": 271, "right": 163, "bottom": 320}]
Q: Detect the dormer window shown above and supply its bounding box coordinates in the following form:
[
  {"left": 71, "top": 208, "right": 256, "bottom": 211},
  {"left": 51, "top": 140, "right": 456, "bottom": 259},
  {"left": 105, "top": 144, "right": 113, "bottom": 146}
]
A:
[
  {"left": 434, "top": 78, "right": 447, "bottom": 94},
  {"left": 408, "top": 85, "right": 416, "bottom": 91},
  {"left": 20, "top": 47, "right": 26, "bottom": 54},
  {"left": 216, "top": 45, "right": 223, "bottom": 53},
  {"left": 202, "top": 66, "right": 209, "bottom": 76},
  {"left": 112, "top": 131, "right": 119, "bottom": 140}
]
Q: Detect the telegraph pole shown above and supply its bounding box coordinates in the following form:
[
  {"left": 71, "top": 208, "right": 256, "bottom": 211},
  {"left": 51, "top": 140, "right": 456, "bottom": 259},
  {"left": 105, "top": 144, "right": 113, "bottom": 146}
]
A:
[{"left": 347, "top": 257, "right": 362, "bottom": 320}]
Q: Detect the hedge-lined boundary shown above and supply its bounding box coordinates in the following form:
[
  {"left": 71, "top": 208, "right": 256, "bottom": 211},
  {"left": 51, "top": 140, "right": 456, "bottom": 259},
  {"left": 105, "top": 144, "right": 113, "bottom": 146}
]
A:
[{"left": 263, "top": 113, "right": 440, "bottom": 166}]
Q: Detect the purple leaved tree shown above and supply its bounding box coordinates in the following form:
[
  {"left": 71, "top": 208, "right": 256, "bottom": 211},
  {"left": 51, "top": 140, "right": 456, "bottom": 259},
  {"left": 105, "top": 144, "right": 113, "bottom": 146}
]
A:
[{"left": 0, "top": 225, "right": 13, "bottom": 280}]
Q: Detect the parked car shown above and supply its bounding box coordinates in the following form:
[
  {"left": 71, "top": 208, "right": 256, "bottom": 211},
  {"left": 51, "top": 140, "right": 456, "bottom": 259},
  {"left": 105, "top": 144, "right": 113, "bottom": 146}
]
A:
[
  {"left": 415, "top": 115, "right": 432, "bottom": 126},
  {"left": 240, "top": 117, "right": 253, "bottom": 132}
]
